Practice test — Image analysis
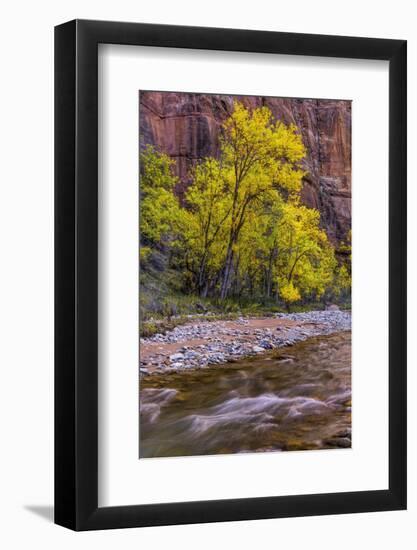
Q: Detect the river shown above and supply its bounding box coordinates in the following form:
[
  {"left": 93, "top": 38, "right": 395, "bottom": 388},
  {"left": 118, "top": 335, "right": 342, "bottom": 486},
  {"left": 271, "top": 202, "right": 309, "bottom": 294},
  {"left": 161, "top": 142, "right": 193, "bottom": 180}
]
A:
[{"left": 139, "top": 331, "right": 351, "bottom": 458}]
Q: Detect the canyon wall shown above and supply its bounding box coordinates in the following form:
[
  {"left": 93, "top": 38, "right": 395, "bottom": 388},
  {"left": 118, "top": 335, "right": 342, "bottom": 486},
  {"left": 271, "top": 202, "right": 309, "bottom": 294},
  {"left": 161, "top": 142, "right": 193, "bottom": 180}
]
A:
[{"left": 139, "top": 91, "right": 351, "bottom": 244}]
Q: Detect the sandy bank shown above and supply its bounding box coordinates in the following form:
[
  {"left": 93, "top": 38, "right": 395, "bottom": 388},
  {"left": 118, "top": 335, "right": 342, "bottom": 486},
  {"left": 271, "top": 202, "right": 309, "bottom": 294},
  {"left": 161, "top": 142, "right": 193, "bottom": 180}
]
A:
[{"left": 140, "top": 310, "right": 351, "bottom": 376}]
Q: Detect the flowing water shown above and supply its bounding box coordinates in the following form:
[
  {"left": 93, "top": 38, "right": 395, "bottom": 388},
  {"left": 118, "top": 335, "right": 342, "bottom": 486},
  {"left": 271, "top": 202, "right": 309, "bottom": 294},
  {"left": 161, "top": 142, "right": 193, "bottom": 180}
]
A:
[{"left": 139, "top": 331, "right": 351, "bottom": 458}]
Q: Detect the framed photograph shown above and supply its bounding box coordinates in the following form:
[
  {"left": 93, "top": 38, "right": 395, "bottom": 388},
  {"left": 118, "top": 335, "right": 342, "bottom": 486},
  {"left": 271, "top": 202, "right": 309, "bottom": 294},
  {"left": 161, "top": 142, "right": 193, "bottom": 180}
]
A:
[{"left": 55, "top": 19, "right": 406, "bottom": 530}]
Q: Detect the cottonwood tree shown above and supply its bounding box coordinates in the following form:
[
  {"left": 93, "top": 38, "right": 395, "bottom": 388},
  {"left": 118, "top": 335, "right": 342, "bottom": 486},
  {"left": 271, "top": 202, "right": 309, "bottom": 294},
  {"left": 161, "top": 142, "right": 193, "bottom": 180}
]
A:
[
  {"left": 139, "top": 103, "right": 346, "bottom": 309},
  {"left": 182, "top": 158, "right": 231, "bottom": 296},
  {"left": 216, "top": 102, "right": 306, "bottom": 299},
  {"left": 274, "top": 202, "right": 337, "bottom": 308}
]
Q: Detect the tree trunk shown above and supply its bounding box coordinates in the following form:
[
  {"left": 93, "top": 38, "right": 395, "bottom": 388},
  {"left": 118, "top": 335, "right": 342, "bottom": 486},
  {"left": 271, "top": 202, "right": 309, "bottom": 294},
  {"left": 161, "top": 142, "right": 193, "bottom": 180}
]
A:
[
  {"left": 220, "top": 242, "right": 234, "bottom": 300},
  {"left": 265, "top": 246, "right": 277, "bottom": 299},
  {"left": 275, "top": 279, "right": 280, "bottom": 303},
  {"left": 201, "top": 281, "right": 209, "bottom": 298},
  {"left": 197, "top": 254, "right": 208, "bottom": 296}
]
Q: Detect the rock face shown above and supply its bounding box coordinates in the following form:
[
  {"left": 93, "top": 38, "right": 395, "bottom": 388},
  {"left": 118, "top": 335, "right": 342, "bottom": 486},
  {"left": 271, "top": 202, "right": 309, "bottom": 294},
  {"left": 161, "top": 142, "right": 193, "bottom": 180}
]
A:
[{"left": 140, "top": 91, "right": 351, "bottom": 244}]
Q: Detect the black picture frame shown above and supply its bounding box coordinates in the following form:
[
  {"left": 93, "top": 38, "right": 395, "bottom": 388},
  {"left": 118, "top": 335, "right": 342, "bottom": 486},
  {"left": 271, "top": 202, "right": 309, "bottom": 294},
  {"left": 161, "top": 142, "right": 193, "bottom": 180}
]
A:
[{"left": 55, "top": 19, "right": 407, "bottom": 531}]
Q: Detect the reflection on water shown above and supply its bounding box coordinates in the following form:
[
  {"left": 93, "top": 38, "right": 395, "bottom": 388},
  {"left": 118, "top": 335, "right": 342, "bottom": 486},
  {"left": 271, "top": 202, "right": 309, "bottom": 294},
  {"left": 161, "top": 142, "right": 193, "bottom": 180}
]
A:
[{"left": 139, "top": 332, "right": 351, "bottom": 458}]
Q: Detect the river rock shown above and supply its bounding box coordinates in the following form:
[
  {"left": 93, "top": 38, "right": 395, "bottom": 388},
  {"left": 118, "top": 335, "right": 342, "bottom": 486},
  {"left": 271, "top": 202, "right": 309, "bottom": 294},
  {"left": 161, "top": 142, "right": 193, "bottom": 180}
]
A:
[
  {"left": 324, "top": 437, "right": 351, "bottom": 448},
  {"left": 170, "top": 362, "right": 184, "bottom": 369},
  {"left": 169, "top": 353, "right": 184, "bottom": 361},
  {"left": 184, "top": 351, "right": 198, "bottom": 359},
  {"left": 335, "top": 429, "right": 352, "bottom": 439},
  {"left": 259, "top": 340, "right": 273, "bottom": 349},
  {"left": 141, "top": 310, "right": 352, "bottom": 374}
]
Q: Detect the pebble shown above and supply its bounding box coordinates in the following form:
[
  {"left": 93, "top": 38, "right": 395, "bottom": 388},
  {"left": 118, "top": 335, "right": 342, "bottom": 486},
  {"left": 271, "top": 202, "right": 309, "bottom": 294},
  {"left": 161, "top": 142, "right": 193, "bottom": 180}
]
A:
[{"left": 169, "top": 353, "right": 184, "bottom": 361}]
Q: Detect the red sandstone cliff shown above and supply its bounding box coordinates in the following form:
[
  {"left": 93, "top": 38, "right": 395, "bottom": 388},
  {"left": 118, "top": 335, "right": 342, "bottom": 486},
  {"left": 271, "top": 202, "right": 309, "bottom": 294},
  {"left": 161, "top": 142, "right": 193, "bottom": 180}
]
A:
[{"left": 140, "top": 91, "right": 351, "bottom": 244}]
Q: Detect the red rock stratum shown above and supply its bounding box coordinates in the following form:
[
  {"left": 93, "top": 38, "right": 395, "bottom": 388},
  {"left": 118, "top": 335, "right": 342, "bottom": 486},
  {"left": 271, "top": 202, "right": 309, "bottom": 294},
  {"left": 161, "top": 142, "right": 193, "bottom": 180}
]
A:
[{"left": 140, "top": 91, "right": 351, "bottom": 244}]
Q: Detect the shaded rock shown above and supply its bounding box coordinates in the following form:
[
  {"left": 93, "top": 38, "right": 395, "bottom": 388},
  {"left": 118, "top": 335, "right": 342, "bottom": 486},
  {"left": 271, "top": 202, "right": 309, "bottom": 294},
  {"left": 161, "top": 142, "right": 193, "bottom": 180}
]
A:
[
  {"left": 324, "top": 437, "right": 351, "bottom": 448},
  {"left": 169, "top": 353, "right": 184, "bottom": 361},
  {"left": 259, "top": 340, "right": 273, "bottom": 349}
]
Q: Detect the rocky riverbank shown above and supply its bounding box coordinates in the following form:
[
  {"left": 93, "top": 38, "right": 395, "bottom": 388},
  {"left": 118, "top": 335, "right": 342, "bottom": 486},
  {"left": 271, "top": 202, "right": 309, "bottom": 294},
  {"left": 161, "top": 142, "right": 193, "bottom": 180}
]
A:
[{"left": 140, "top": 310, "right": 351, "bottom": 376}]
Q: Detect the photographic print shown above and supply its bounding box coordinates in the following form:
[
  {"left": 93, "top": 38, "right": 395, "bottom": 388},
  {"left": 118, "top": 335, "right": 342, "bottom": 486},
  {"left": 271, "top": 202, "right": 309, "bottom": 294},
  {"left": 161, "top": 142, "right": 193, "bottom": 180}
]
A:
[{"left": 139, "top": 91, "right": 352, "bottom": 459}]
